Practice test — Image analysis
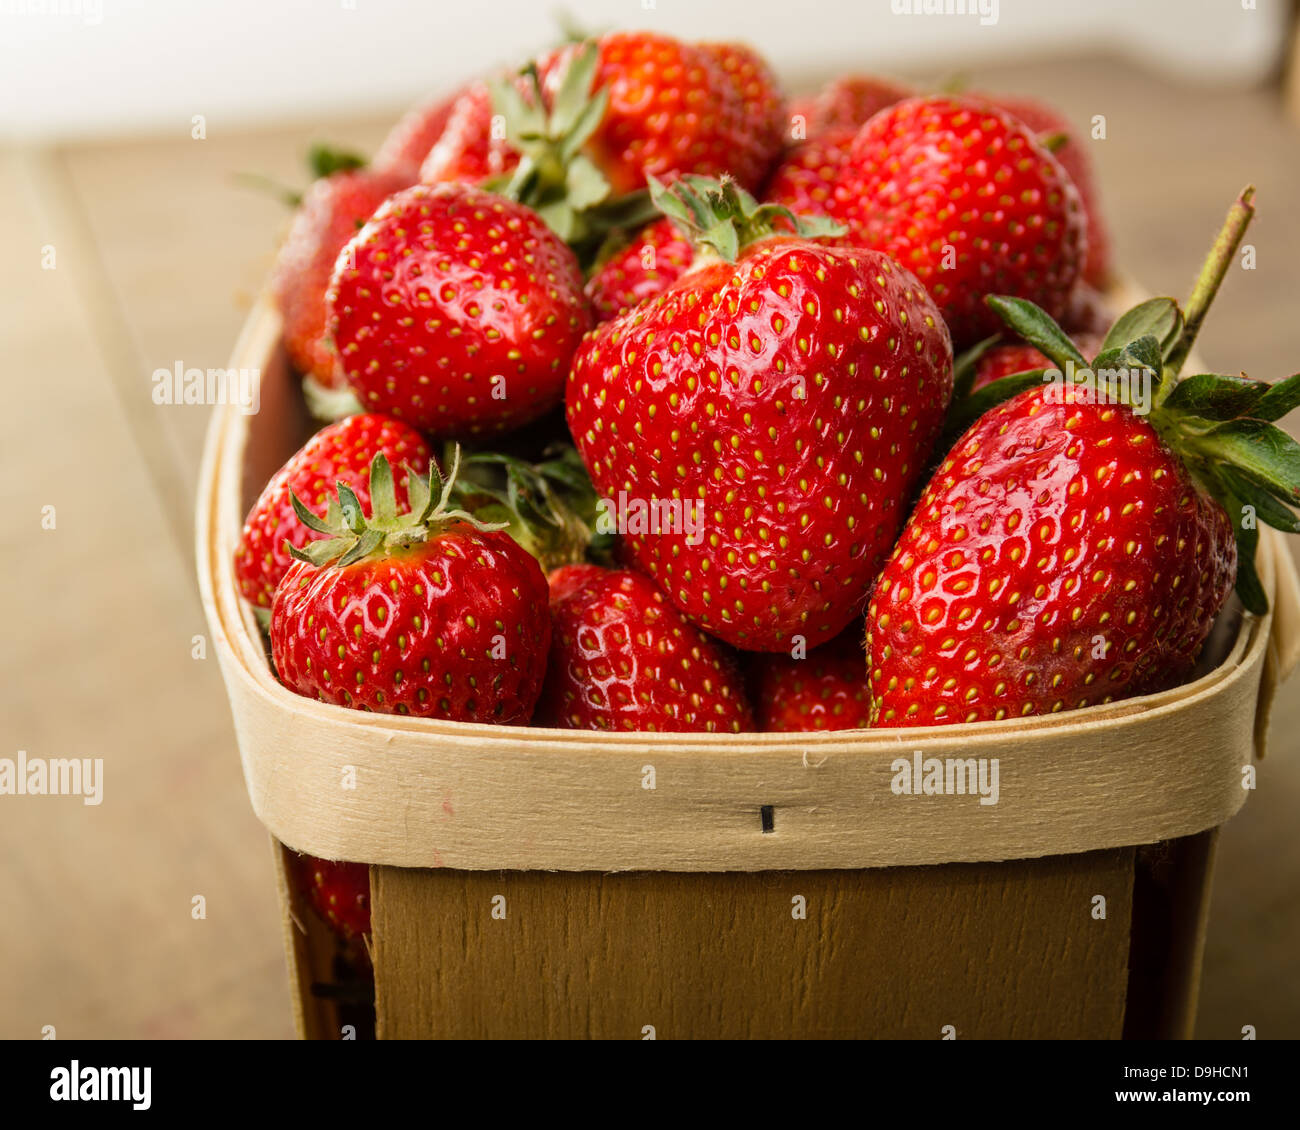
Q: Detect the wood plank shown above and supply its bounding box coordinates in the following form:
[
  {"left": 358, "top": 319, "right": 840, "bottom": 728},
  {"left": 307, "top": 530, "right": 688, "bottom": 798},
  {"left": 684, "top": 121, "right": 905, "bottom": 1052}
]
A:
[{"left": 372, "top": 851, "right": 1134, "bottom": 1039}]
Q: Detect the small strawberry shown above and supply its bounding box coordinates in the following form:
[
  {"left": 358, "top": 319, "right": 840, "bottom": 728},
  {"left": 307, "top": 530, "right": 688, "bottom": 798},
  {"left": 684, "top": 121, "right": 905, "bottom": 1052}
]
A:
[
  {"left": 984, "top": 93, "right": 1112, "bottom": 290},
  {"left": 585, "top": 218, "right": 694, "bottom": 321},
  {"left": 567, "top": 177, "right": 954, "bottom": 652},
  {"left": 534, "top": 565, "right": 754, "bottom": 732},
  {"left": 837, "top": 95, "right": 1088, "bottom": 346},
  {"left": 233, "top": 414, "right": 432, "bottom": 611},
  {"left": 327, "top": 183, "right": 592, "bottom": 438},
  {"left": 373, "top": 88, "right": 466, "bottom": 175},
  {"left": 763, "top": 128, "right": 855, "bottom": 224},
  {"left": 790, "top": 74, "right": 912, "bottom": 137},
  {"left": 270, "top": 160, "right": 412, "bottom": 390},
  {"left": 753, "top": 628, "right": 871, "bottom": 732},
  {"left": 868, "top": 189, "right": 1300, "bottom": 726},
  {"left": 292, "top": 854, "right": 370, "bottom": 940},
  {"left": 272, "top": 448, "right": 551, "bottom": 721}
]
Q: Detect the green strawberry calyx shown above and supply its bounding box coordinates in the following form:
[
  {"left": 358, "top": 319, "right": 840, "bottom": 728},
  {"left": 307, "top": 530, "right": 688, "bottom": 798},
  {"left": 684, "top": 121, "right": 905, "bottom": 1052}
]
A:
[
  {"left": 953, "top": 186, "right": 1300, "bottom": 615},
  {"left": 447, "top": 444, "right": 603, "bottom": 572},
  {"left": 486, "top": 40, "right": 659, "bottom": 251},
  {"left": 286, "top": 445, "right": 506, "bottom": 569},
  {"left": 647, "top": 173, "right": 846, "bottom": 266}
]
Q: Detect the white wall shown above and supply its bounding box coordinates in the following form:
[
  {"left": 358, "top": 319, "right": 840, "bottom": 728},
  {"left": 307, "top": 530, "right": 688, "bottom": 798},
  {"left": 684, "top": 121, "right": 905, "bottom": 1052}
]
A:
[{"left": 0, "top": 0, "right": 1289, "bottom": 141}]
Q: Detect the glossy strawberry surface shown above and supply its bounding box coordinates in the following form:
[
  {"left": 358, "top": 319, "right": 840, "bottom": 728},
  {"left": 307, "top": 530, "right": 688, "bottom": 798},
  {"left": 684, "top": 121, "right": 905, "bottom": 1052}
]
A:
[
  {"left": 585, "top": 218, "right": 695, "bottom": 322},
  {"left": 327, "top": 183, "right": 591, "bottom": 437},
  {"left": 838, "top": 96, "right": 1087, "bottom": 346},
  {"left": 753, "top": 627, "right": 871, "bottom": 732},
  {"left": 535, "top": 566, "right": 754, "bottom": 732},
  {"left": 233, "top": 414, "right": 431, "bottom": 609},
  {"left": 867, "top": 384, "right": 1236, "bottom": 727},
  {"left": 271, "top": 167, "right": 412, "bottom": 389},
  {"left": 567, "top": 240, "right": 954, "bottom": 652},
  {"left": 272, "top": 525, "right": 550, "bottom": 722}
]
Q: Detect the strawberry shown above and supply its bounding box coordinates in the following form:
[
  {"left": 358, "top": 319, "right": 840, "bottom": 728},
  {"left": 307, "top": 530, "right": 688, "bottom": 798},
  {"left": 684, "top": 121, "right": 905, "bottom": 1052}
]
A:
[
  {"left": 984, "top": 93, "right": 1112, "bottom": 290},
  {"left": 292, "top": 854, "right": 370, "bottom": 940},
  {"left": 699, "top": 40, "right": 787, "bottom": 182},
  {"left": 233, "top": 414, "right": 432, "bottom": 610},
  {"left": 763, "top": 128, "right": 855, "bottom": 224},
  {"left": 535, "top": 565, "right": 754, "bottom": 732},
  {"left": 419, "top": 80, "right": 522, "bottom": 187},
  {"left": 270, "top": 164, "right": 412, "bottom": 390},
  {"left": 537, "top": 32, "right": 778, "bottom": 195},
  {"left": 567, "top": 177, "right": 954, "bottom": 652},
  {"left": 327, "top": 182, "right": 592, "bottom": 438},
  {"left": 272, "top": 449, "right": 551, "bottom": 721},
  {"left": 868, "top": 189, "right": 1300, "bottom": 725},
  {"left": 790, "top": 75, "right": 912, "bottom": 137},
  {"left": 585, "top": 218, "right": 694, "bottom": 321},
  {"left": 753, "top": 628, "right": 870, "bottom": 732},
  {"left": 373, "top": 88, "right": 465, "bottom": 175},
  {"left": 836, "top": 96, "right": 1088, "bottom": 346}
]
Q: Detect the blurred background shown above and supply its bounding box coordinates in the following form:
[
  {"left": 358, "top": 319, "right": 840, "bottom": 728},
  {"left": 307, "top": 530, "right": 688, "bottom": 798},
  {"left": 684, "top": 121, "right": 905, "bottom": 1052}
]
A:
[{"left": 2, "top": 0, "right": 1299, "bottom": 1038}]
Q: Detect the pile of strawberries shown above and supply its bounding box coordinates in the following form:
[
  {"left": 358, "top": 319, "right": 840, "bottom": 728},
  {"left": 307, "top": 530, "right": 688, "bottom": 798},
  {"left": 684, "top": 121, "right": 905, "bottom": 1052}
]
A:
[{"left": 238, "top": 30, "right": 1300, "bottom": 940}]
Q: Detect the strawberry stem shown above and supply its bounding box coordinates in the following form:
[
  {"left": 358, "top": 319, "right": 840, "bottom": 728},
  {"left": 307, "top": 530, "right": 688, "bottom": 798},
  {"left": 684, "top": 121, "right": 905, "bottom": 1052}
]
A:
[{"left": 1163, "top": 185, "right": 1256, "bottom": 384}]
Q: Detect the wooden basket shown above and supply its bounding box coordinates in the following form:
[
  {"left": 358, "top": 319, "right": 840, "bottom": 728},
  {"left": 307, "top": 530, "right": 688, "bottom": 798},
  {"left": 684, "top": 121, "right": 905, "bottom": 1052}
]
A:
[{"left": 198, "top": 297, "right": 1300, "bottom": 1039}]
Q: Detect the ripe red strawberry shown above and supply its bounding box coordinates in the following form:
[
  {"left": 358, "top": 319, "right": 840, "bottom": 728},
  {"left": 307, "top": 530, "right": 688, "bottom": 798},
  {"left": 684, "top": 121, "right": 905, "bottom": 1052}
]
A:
[
  {"left": 272, "top": 450, "right": 551, "bottom": 721},
  {"left": 373, "top": 88, "right": 466, "bottom": 175},
  {"left": 327, "top": 183, "right": 591, "bottom": 438},
  {"left": 535, "top": 565, "right": 754, "bottom": 732},
  {"left": 547, "top": 562, "right": 605, "bottom": 603},
  {"left": 539, "top": 32, "right": 777, "bottom": 195},
  {"left": 233, "top": 414, "right": 431, "bottom": 610},
  {"left": 699, "top": 41, "right": 787, "bottom": 182},
  {"left": 419, "top": 80, "right": 522, "bottom": 187},
  {"left": 868, "top": 197, "right": 1300, "bottom": 725},
  {"left": 567, "top": 177, "right": 954, "bottom": 652},
  {"left": 753, "top": 628, "right": 870, "bottom": 732},
  {"left": 763, "top": 128, "right": 855, "bottom": 224},
  {"left": 585, "top": 218, "right": 694, "bottom": 321},
  {"left": 837, "top": 96, "right": 1088, "bottom": 346},
  {"left": 984, "top": 93, "right": 1112, "bottom": 290},
  {"left": 970, "top": 332, "right": 1104, "bottom": 394},
  {"left": 293, "top": 854, "right": 370, "bottom": 939},
  {"left": 791, "top": 75, "right": 912, "bottom": 138},
  {"left": 271, "top": 166, "right": 412, "bottom": 390}
]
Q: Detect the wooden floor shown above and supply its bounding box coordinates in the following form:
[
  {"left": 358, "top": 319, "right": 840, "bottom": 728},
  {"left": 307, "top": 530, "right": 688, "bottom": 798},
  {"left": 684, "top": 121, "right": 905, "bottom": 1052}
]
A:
[{"left": 2, "top": 55, "right": 1298, "bottom": 1039}]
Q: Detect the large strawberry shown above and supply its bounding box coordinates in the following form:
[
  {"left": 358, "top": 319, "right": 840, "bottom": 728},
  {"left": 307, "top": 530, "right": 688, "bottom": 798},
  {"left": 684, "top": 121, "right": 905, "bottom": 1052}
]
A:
[
  {"left": 585, "top": 218, "right": 695, "bottom": 321},
  {"left": 292, "top": 854, "right": 370, "bottom": 940},
  {"left": 272, "top": 449, "right": 551, "bottom": 721},
  {"left": 790, "top": 75, "right": 912, "bottom": 138},
  {"left": 270, "top": 161, "right": 412, "bottom": 391},
  {"left": 233, "top": 413, "right": 431, "bottom": 610},
  {"left": 535, "top": 565, "right": 754, "bottom": 732},
  {"left": 837, "top": 95, "right": 1088, "bottom": 346},
  {"left": 327, "top": 182, "right": 591, "bottom": 438},
  {"left": 984, "top": 93, "right": 1112, "bottom": 290},
  {"left": 567, "top": 177, "right": 954, "bottom": 652},
  {"left": 869, "top": 189, "right": 1300, "bottom": 726},
  {"left": 752, "top": 627, "right": 871, "bottom": 732}
]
